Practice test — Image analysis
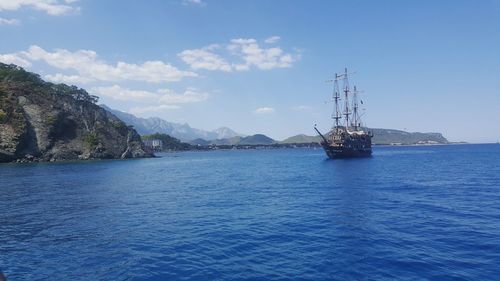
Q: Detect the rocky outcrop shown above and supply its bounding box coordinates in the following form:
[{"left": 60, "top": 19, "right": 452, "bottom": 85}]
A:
[{"left": 0, "top": 63, "right": 153, "bottom": 163}]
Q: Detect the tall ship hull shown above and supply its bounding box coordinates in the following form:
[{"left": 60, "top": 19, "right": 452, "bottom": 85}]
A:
[
  {"left": 316, "top": 127, "right": 372, "bottom": 159},
  {"left": 325, "top": 149, "right": 372, "bottom": 159},
  {"left": 316, "top": 68, "right": 373, "bottom": 159}
]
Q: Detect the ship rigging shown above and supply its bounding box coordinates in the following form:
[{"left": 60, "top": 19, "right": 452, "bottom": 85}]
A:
[{"left": 315, "top": 68, "right": 373, "bottom": 159}]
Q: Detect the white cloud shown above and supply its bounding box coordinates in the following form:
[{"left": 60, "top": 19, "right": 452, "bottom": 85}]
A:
[
  {"left": 228, "top": 38, "right": 256, "bottom": 45},
  {"left": 0, "top": 0, "right": 80, "bottom": 15},
  {"left": 0, "top": 53, "right": 32, "bottom": 67},
  {"left": 178, "top": 47, "right": 232, "bottom": 72},
  {"left": 158, "top": 87, "right": 209, "bottom": 104},
  {"left": 0, "top": 45, "right": 197, "bottom": 83},
  {"left": 91, "top": 85, "right": 160, "bottom": 102},
  {"left": 91, "top": 85, "right": 209, "bottom": 105},
  {"left": 44, "top": 73, "right": 92, "bottom": 84},
  {"left": 229, "top": 38, "right": 296, "bottom": 70},
  {"left": 264, "top": 36, "right": 280, "bottom": 44},
  {"left": 182, "top": 0, "right": 206, "bottom": 6},
  {"left": 254, "top": 107, "right": 275, "bottom": 114},
  {"left": 129, "top": 104, "right": 180, "bottom": 115},
  {"left": 291, "top": 105, "right": 312, "bottom": 111},
  {"left": 179, "top": 37, "right": 298, "bottom": 72},
  {"left": 0, "top": 17, "right": 19, "bottom": 25}
]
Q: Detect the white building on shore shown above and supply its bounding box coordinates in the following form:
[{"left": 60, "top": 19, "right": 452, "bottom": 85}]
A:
[{"left": 143, "top": 139, "right": 163, "bottom": 151}]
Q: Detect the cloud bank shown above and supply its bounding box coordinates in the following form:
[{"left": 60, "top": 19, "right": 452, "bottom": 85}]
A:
[
  {"left": 0, "top": 17, "right": 19, "bottom": 25},
  {"left": 179, "top": 38, "right": 299, "bottom": 72},
  {"left": 91, "top": 85, "right": 208, "bottom": 105},
  {"left": 0, "top": 0, "right": 80, "bottom": 16},
  {"left": 0, "top": 35, "right": 299, "bottom": 116},
  {"left": 0, "top": 45, "right": 197, "bottom": 84}
]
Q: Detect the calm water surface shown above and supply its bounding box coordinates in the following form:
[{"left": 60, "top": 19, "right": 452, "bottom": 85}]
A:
[{"left": 1, "top": 144, "right": 500, "bottom": 280}]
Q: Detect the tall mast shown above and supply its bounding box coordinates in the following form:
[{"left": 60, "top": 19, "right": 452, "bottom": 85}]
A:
[
  {"left": 352, "top": 85, "right": 359, "bottom": 130},
  {"left": 333, "top": 73, "right": 341, "bottom": 131},
  {"left": 343, "top": 68, "right": 351, "bottom": 130}
]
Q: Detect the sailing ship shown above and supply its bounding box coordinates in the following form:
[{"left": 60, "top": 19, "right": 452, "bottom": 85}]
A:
[{"left": 315, "top": 68, "right": 373, "bottom": 159}]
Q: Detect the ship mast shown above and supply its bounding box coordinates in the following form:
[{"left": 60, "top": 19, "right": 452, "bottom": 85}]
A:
[
  {"left": 342, "top": 68, "right": 351, "bottom": 131},
  {"left": 332, "top": 73, "right": 342, "bottom": 131},
  {"left": 352, "top": 85, "right": 360, "bottom": 131}
]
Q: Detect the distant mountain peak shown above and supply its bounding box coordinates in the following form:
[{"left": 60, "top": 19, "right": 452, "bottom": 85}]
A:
[
  {"left": 212, "top": 127, "right": 242, "bottom": 139},
  {"left": 238, "top": 134, "right": 275, "bottom": 145},
  {"left": 100, "top": 105, "right": 243, "bottom": 141},
  {"left": 188, "top": 134, "right": 275, "bottom": 146}
]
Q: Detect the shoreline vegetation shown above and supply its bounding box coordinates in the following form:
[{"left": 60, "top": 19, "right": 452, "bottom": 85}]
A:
[
  {"left": 142, "top": 132, "right": 463, "bottom": 154},
  {"left": 160, "top": 141, "right": 472, "bottom": 153},
  {"left": 152, "top": 143, "right": 472, "bottom": 154}
]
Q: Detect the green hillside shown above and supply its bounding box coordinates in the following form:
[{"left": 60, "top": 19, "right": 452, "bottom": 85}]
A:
[
  {"left": 281, "top": 134, "right": 321, "bottom": 144},
  {"left": 280, "top": 128, "right": 449, "bottom": 145},
  {"left": 238, "top": 134, "right": 275, "bottom": 145},
  {"left": 142, "top": 133, "right": 193, "bottom": 151}
]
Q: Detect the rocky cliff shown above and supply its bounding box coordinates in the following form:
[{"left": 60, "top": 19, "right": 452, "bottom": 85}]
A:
[{"left": 0, "top": 63, "right": 153, "bottom": 163}]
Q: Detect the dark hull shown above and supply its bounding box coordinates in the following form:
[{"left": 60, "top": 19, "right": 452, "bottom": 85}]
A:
[
  {"left": 315, "top": 126, "right": 373, "bottom": 159},
  {"left": 322, "top": 145, "right": 372, "bottom": 159}
]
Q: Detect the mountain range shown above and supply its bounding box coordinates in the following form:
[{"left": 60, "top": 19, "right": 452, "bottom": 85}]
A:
[
  {"left": 103, "top": 106, "right": 450, "bottom": 146},
  {"left": 189, "top": 134, "right": 276, "bottom": 146},
  {"left": 101, "top": 105, "right": 242, "bottom": 141},
  {"left": 281, "top": 128, "right": 449, "bottom": 145}
]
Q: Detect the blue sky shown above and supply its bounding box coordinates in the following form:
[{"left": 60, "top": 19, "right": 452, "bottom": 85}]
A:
[{"left": 1, "top": 0, "right": 499, "bottom": 142}]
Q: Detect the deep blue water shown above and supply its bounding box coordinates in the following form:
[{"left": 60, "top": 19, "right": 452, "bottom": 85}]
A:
[{"left": 1, "top": 144, "right": 500, "bottom": 280}]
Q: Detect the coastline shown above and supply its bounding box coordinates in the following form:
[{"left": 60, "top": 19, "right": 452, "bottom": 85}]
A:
[{"left": 3, "top": 142, "right": 491, "bottom": 165}]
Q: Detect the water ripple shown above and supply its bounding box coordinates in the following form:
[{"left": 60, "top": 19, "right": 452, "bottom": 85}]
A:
[{"left": 1, "top": 144, "right": 500, "bottom": 280}]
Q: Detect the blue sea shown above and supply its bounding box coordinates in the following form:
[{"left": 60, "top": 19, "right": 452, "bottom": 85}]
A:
[{"left": 1, "top": 144, "right": 500, "bottom": 280}]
